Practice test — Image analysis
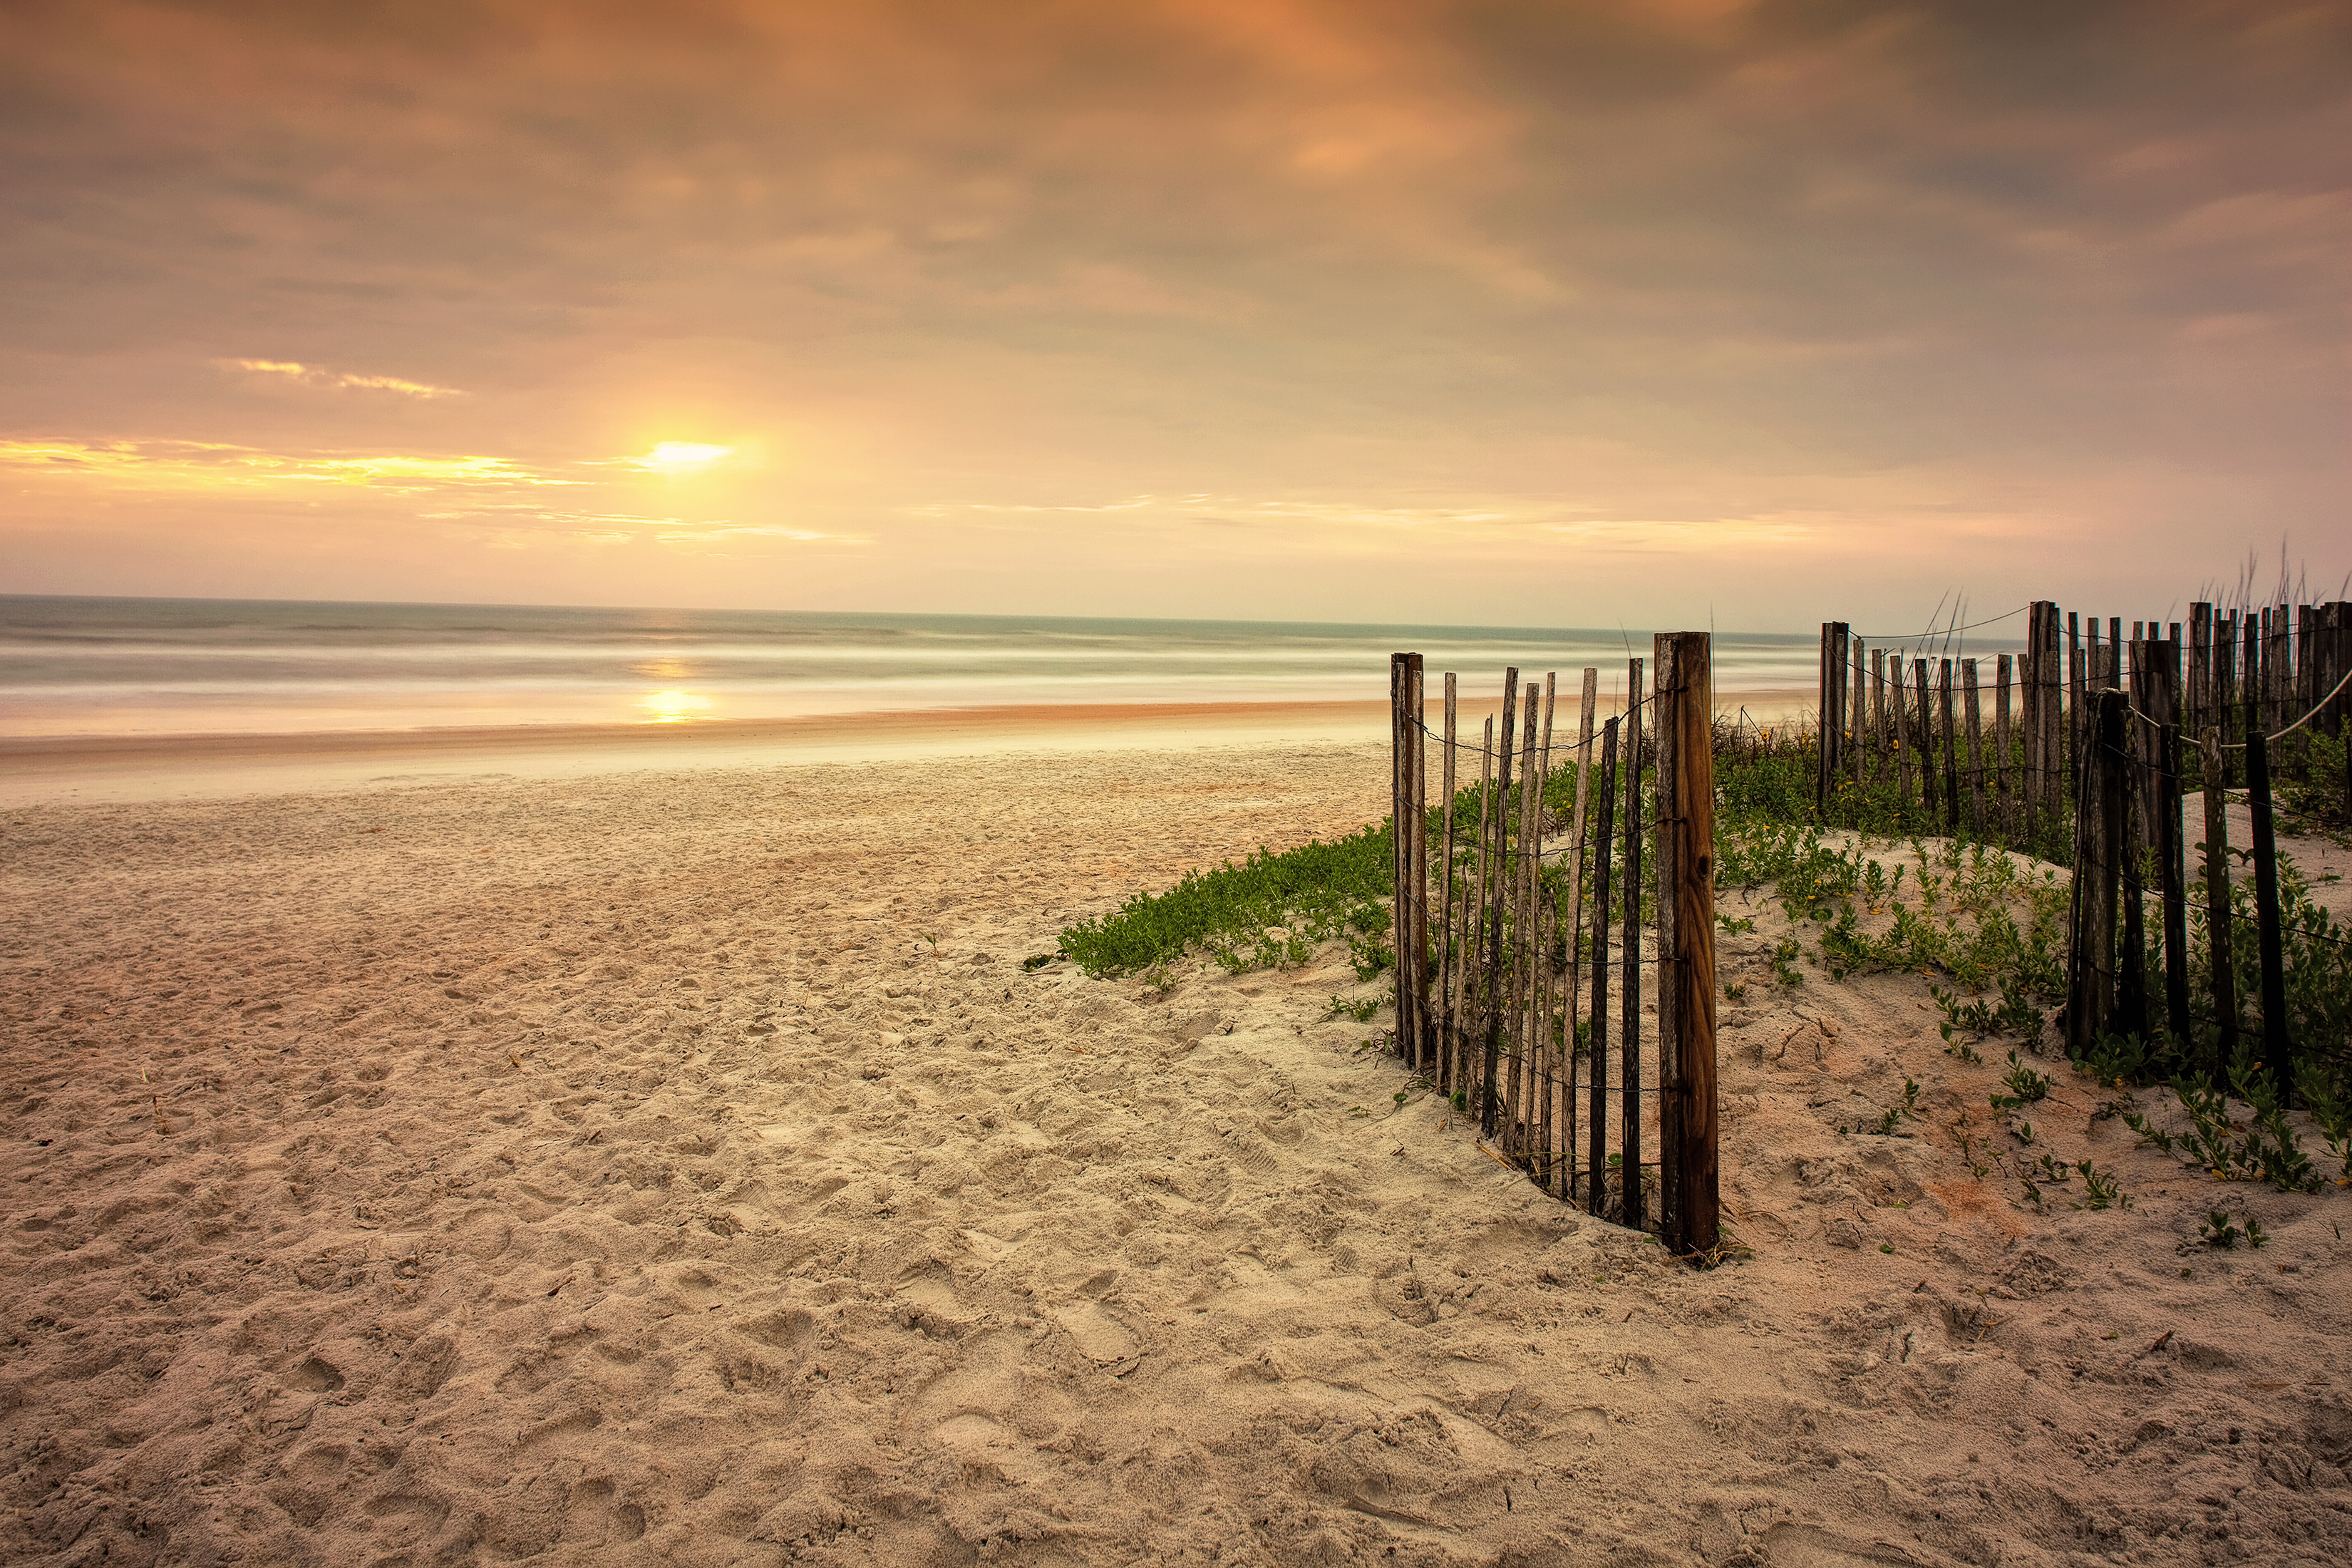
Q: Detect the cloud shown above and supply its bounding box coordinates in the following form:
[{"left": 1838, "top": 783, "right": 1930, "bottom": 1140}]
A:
[
  {"left": 225, "top": 359, "right": 463, "bottom": 397},
  {"left": 0, "top": 438, "right": 567, "bottom": 491}
]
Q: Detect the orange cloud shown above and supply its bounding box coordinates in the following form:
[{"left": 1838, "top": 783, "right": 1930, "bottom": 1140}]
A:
[{"left": 226, "top": 360, "right": 463, "bottom": 398}]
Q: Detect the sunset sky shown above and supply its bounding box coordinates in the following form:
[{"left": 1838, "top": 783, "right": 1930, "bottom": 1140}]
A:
[{"left": 3, "top": 0, "right": 2346, "bottom": 629}]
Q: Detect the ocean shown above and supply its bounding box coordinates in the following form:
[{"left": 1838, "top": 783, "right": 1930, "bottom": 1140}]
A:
[{"left": 0, "top": 596, "right": 2011, "bottom": 740}]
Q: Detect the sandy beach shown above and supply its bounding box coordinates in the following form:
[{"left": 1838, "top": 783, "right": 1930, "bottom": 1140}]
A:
[{"left": 4, "top": 728, "right": 2347, "bottom": 1567}]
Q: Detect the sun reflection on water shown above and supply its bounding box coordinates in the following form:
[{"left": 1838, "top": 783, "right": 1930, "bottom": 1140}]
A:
[{"left": 639, "top": 689, "right": 715, "bottom": 722}]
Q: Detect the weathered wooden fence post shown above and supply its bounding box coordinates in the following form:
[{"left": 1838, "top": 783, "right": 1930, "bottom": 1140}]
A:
[
  {"left": 1655, "top": 631, "right": 1718, "bottom": 1257},
  {"left": 1391, "top": 653, "right": 1408, "bottom": 1054},
  {"left": 1406, "top": 654, "right": 1428, "bottom": 1068}
]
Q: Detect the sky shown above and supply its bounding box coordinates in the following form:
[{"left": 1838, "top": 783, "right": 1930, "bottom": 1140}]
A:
[{"left": 2, "top": 0, "right": 2346, "bottom": 631}]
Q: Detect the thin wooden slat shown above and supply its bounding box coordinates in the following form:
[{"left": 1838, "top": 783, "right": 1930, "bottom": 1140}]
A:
[
  {"left": 2244, "top": 611, "right": 2260, "bottom": 753},
  {"left": 2118, "top": 674, "right": 2149, "bottom": 1043},
  {"left": 1895, "top": 652, "right": 1914, "bottom": 809},
  {"left": 2247, "top": 730, "right": 2294, "bottom": 1100},
  {"left": 1913, "top": 657, "right": 1932, "bottom": 822},
  {"left": 2266, "top": 606, "right": 2283, "bottom": 736},
  {"left": 1585, "top": 716, "right": 1619, "bottom": 1215},
  {"left": 1850, "top": 636, "right": 1868, "bottom": 792},
  {"left": 2217, "top": 612, "right": 2238, "bottom": 786},
  {"left": 1995, "top": 653, "right": 2014, "bottom": 845},
  {"left": 1481, "top": 669, "right": 1520, "bottom": 1138},
  {"left": 2065, "top": 610, "right": 2083, "bottom": 828},
  {"left": 1560, "top": 668, "right": 1599, "bottom": 1192},
  {"left": 1430, "top": 676, "right": 1448, "bottom": 1090},
  {"left": 1939, "top": 657, "right": 1959, "bottom": 832},
  {"left": 2189, "top": 603, "right": 2211, "bottom": 738},
  {"left": 1505, "top": 683, "right": 1541, "bottom": 1155},
  {"left": 1871, "top": 646, "right": 1888, "bottom": 789},
  {"left": 1963, "top": 658, "right": 1984, "bottom": 837},
  {"left": 2199, "top": 728, "right": 2236, "bottom": 1082},
  {"left": 1621, "top": 656, "right": 1646, "bottom": 1227},
  {"left": 1531, "top": 673, "right": 1558, "bottom": 1180},
  {"left": 1464, "top": 713, "right": 1497, "bottom": 1103},
  {"left": 2157, "top": 713, "right": 2190, "bottom": 1048}
]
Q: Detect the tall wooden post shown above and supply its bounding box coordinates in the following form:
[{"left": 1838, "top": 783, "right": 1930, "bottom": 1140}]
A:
[
  {"left": 1654, "top": 631, "right": 1717, "bottom": 1257},
  {"left": 2023, "top": 604, "right": 2046, "bottom": 824},
  {"left": 1405, "top": 653, "right": 1428, "bottom": 1068},
  {"left": 1816, "top": 622, "right": 1847, "bottom": 813},
  {"left": 1390, "top": 654, "right": 1408, "bottom": 1056}
]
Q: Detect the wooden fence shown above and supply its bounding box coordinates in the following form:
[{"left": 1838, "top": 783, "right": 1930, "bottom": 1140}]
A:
[
  {"left": 1388, "top": 636, "right": 1719, "bottom": 1257},
  {"left": 2064, "top": 631, "right": 2352, "bottom": 1097},
  {"left": 1808, "top": 599, "right": 2352, "bottom": 850},
  {"left": 1806, "top": 597, "right": 2351, "bottom": 1097}
]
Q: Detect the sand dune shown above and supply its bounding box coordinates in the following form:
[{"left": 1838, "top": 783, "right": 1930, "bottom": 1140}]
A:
[{"left": 2, "top": 741, "right": 2346, "bottom": 1566}]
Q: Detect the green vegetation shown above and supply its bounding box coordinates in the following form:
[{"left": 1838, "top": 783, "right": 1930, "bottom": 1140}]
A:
[{"left": 1056, "top": 822, "right": 1394, "bottom": 979}]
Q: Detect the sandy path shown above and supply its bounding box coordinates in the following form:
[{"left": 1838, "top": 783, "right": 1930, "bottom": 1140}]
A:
[{"left": 2, "top": 743, "right": 2348, "bottom": 1567}]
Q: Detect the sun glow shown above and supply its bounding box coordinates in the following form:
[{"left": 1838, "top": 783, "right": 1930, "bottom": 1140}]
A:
[
  {"left": 638, "top": 689, "right": 715, "bottom": 722},
  {"left": 636, "top": 442, "right": 733, "bottom": 471}
]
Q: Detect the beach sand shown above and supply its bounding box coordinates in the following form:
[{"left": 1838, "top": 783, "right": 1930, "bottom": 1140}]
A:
[{"left": 3, "top": 731, "right": 2347, "bottom": 1567}]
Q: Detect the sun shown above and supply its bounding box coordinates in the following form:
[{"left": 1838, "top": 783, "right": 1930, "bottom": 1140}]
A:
[
  {"left": 639, "top": 689, "right": 714, "bottom": 721},
  {"left": 635, "top": 441, "right": 732, "bottom": 471}
]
